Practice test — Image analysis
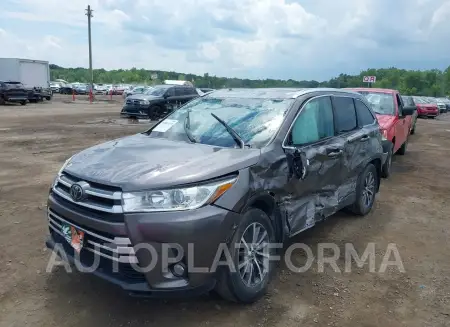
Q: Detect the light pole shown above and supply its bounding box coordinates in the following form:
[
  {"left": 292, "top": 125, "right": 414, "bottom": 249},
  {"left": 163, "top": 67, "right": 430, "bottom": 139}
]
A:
[{"left": 85, "top": 5, "right": 94, "bottom": 95}]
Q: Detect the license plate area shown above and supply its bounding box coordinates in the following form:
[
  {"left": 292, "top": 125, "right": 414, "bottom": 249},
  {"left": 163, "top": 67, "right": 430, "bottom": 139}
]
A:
[{"left": 61, "top": 223, "right": 85, "bottom": 253}]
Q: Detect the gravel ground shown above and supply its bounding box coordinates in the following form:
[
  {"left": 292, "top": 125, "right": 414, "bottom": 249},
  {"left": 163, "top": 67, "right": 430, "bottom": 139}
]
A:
[{"left": 0, "top": 96, "right": 449, "bottom": 327}]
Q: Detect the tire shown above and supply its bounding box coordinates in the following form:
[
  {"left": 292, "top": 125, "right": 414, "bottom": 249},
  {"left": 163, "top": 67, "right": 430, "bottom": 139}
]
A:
[
  {"left": 410, "top": 119, "right": 416, "bottom": 135},
  {"left": 148, "top": 105, "right": 163, "bottom": 120},
  {"left": 381, "top": 144, "right": 393, "bottom": 178},
  {"left": 397, "top": 138, "right": 408, "bottom": 155},
  {"left": 45, "top": 96, "right": 51, "bottom": 101},
  {"left": 20, "top": 101, "right": 26, "bottom": 106},
  {"left": 346, "top": 163, "right": 378, "bottom": 216},
  {"left": 214, "top": 208, "right": 276, "bottom": 303}
]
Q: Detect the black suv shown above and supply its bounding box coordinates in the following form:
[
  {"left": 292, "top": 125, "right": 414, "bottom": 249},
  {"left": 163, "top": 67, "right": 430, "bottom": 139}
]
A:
[
  {"left": 0, "top": 81, "right": 28, "bottom": 105},
  {"left": 46, "top": 88, "right": 386, "bottom": 304},
  {"left": 121, "top": 84, "right": 199, "bottom": 120}
]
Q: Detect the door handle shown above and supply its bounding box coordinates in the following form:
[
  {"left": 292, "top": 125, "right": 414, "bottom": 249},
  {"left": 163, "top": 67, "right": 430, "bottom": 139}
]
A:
[
  {"left": 327, "top": 149, "right": 343, "bottom": 157},
  {"left": 360, "top": 135, "right": 370, "bottom": 142}
]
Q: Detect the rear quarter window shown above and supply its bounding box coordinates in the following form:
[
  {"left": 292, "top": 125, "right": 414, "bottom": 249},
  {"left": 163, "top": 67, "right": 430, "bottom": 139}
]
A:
[{"left": 355, "top": 99, "right": 376, "bottom": 126}]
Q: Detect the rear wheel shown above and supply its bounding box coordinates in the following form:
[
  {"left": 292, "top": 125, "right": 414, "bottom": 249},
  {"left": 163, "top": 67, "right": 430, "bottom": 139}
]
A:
[
  {"left": 347, "top": 164, "right": 378, "bottom": 216},
  {"left": 214, "top": 208, "right": 276, "bottom": 303},
  {"left": 381, "top": 144, "right": 393, "bottom": 178},
  {"left": 20, "top": 101, "right": 26, "bottom": 106},
  {"left": 410, "top": 120, "right": 417, "bottom": 135}
]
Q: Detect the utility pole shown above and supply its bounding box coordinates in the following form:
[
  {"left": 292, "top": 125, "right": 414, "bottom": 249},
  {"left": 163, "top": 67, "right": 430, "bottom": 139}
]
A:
[{"left": 85, "top": 5, "right": 94, "bottom": 95}]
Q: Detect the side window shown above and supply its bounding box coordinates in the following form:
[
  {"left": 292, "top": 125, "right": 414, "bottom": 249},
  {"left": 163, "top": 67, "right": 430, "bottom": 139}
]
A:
[
  {"left": 173, "top": 87, "right": 183, "bottom": 96},
  {"left": 289, "top": 96, "right": 334, "bottom": 145},
  {"left": 165, "top": 87, "right": 175, "bottom": 97},
  {"left": 355, "top": 99, "right": 376, "bottom": 126},
  {"left": 333, "top": 96, "right": 358, "bottom": 133},
  {"left": 188, "top": 87, "right": 197, "bottom": 95}
]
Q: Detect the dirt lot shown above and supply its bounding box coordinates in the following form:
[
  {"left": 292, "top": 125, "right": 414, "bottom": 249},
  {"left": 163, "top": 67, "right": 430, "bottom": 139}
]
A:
[{"left": 0, "top": 96, "right": 449, "bottom": 327}]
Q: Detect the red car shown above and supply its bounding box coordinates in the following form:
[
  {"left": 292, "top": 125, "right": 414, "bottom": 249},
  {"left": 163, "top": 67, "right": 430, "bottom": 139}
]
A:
[
  {"left": 413, "top": 96, "right": 439, "bottom": 118},
  {"left": 346, "top": 88, "right": 415, "bottom": 178}
]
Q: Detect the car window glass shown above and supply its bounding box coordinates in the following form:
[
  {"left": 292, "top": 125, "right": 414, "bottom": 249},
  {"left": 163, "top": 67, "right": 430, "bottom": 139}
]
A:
[
  {"left": 148, "top": 96, "right": 294, "bottom": 148},
  {"left": 333, "top": 96, "right": 357, "bottom": 133},
  {"left": 290, "top": 96, "right": 334, "bottom": 145},
  {"left": 173, "top": 87, "right": 184, "bottom": 96},
  {"left": 355, "top": 99, "right": 376, "bottom": 126},
  {"left": 165, "top": 88, "right": 175, "bottom": 97}
]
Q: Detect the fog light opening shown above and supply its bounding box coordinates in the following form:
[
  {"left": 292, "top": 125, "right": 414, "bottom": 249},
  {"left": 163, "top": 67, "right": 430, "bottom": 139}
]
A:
[{"left": 172, "top": 262, "right": 187, "bottom": 277}]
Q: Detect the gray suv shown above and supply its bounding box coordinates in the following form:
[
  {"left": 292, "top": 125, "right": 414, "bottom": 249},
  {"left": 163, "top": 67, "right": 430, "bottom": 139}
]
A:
[{"left": 45, "top": 88, "right": 386, "bottom": 303}]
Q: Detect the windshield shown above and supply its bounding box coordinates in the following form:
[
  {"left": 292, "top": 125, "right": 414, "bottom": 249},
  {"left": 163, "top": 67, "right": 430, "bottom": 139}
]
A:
[
  {"left": 413, "top": 97, "right": 426, "bottom": 104},
  {"left": 357, "top": 91, "right": 395, "bottom": 115},
  {"left": 146, "top": 96, "right": 294, "bottom": 148},
  {"left": 145, "top": 87, "right": 168, "bottom": 96}
]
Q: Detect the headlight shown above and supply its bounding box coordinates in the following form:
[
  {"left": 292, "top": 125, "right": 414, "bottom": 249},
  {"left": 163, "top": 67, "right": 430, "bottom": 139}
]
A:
[
  {"left": 381, "top": 129, "right": 388, "bottom": 139},
  {"left": 122, "top": 177, "right": 237, "bottom": 213},
  {"left": 52, "top": 156, "right": 73, "bottom": 187},
  {"left": 141, "top": 100, "right": 150, "bottom": 105}
]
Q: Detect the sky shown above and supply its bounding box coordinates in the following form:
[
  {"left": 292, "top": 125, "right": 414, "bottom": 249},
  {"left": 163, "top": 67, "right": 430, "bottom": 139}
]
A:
[{"left": 1, "top": 0, "right": 450, "bottom": 81}]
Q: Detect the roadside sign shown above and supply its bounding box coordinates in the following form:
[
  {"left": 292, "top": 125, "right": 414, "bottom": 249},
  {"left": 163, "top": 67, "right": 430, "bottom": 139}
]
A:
[{"left": 363, "top": 76, "right": 376, "bottom": 83}]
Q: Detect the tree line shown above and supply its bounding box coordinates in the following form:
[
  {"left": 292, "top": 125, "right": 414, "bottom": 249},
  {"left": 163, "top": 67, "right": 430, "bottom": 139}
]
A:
[{"left": 50, "top": 64, "right": 450, "bottom": 97}]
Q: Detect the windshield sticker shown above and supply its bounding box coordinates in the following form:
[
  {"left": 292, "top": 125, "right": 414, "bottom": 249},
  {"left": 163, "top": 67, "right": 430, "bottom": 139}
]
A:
[{"left": 153, "top": 119, "right": 178, "bottom": 132}]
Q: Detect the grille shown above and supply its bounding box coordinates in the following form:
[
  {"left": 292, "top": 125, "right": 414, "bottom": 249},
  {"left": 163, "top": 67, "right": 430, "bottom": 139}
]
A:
[
  {"left": 48, "top": 208, "right": 137, "bottom": 264},
  {"left": 52, "top": 172, "right": 123, "bottom": 213}
]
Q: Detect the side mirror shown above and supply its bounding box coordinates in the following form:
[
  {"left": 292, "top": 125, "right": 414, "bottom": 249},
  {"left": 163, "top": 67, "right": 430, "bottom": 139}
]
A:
[
  {"left": 402, "top": 106, "right": 415, "bottom": 116},
  {"left": 163, "top": 93, "right": 169, "bottom": 99}
]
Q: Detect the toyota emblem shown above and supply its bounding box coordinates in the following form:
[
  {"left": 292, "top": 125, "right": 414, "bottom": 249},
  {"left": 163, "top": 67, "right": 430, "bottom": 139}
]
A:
[{"left": 70, "top": 183, "right": 85, "bottom": 202}]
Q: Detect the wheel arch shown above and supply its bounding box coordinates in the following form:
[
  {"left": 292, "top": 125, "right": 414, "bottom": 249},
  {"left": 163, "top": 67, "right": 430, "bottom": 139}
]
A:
[{"left": 243, "top": 192, "right": 285, "bottom": 243}]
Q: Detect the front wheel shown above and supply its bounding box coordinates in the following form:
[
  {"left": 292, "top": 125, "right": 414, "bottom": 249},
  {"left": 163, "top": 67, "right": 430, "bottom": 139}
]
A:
[
  {"left": 214, "top": 208, "right": 276, "bottom": 303},
  {"left": 346, "top": 163, "right": 378, "bottom": 216},
  {"left": 148, "top": 105, "right": 164, "bottom": 120},
  {"left": 397, "top": 138, "right": 408, "bottom": 155},
  {"left": 20, "top": 101, "right": 26, "bottom": 106}
]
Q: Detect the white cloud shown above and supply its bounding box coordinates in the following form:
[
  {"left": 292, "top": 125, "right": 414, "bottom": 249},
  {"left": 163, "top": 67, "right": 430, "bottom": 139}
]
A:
[{"left": 1, "top": 0, "right": 449, "bottom": 80}]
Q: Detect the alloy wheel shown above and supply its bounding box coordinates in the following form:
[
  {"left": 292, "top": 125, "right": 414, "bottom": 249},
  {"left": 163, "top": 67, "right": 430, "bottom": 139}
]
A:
[
  {"left": 238, "top": 222, "right": 270, "bottom": 288},
  {"left": 362, "top": 172, "right": 375, "bottom": 208}
]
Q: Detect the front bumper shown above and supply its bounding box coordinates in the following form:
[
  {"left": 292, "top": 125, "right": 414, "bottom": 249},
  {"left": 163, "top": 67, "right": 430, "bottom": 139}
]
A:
[
  {"left": 121, "top": 105, "right": 150, "bottom": 118},
  {"left": 417, "top": 109, "right": 438, "bottom": 117},
  {"left": 45, "top": 191, "right": 241, "bottom": 297},
  {"left": 4, "top": 95, "right": 27, "bottom": 102}
]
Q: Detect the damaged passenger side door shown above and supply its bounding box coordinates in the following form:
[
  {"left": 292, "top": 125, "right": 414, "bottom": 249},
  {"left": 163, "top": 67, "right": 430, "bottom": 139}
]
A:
[{"left": 282, "top": 95, "right": 344, "bottom": 236}]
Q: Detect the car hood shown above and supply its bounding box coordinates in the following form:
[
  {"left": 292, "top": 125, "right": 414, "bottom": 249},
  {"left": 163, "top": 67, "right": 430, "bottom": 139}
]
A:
[
  {"left": 127, "top": 94, "right": 162, "bottom": 101},
  {"left": 375, "top": 114, "right": 396, "bottom": 129},
  {"left": 64, "top": 134, "right": 261, "bottom": 191}
]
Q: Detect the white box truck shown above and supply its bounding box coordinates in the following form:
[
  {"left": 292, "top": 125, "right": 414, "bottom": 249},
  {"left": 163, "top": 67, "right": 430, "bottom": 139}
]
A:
[{"left": 0, "top": 58, "right": 52, "bottom": 101}]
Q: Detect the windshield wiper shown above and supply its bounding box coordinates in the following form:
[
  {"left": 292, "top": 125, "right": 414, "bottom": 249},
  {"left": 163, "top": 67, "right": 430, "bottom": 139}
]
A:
[
  {"left": 210, "top": 113, "right": 246, "bottom": 149},
  {"left": 184, "top": 110, "right": 197, "bottom": 143}
]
